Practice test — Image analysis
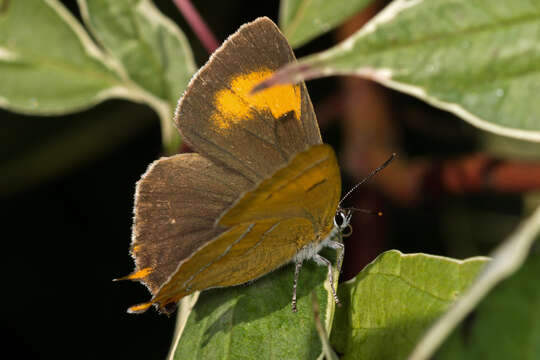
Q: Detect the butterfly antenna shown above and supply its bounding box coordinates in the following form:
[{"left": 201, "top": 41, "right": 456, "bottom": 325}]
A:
[
  {"left": 345, "top": 207, "right": 383, "bottom": 217},
  {"left": 339, "top": 153, "right": 397, "bottom": 207}
]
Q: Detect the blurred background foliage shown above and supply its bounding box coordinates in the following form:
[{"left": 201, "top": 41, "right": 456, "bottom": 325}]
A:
[{"left": 1, "top": 0, "right": 539, "bottom": 359}]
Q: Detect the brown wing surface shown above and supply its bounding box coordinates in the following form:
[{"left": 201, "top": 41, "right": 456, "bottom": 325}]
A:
[
  {"left": 175, "top": 17, "right": 322, "bottom": 184},
  {"left": 126, "top": 153, "right": 251, "bottom": 293}
]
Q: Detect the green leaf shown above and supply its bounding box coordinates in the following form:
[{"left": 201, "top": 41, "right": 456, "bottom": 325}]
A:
[
  {"left": 279, "top": 0, "right": 373, "bottom": 48},
  {"left": 330, "top": 250, "right": 488, "bottom": 360},
  {"left": 78, "top": 0, "right": 197, "bottom": 153},
  {"left": 409, "top": 205, "right": 540, "bottom": 359},
  {"left": 437, "top": 247, "right": 540, "bottom": 359},
  {"left": 169, "top": 248, "right": 341, "bottom": 360},
  {"left": 78, "top": 0, "right": 195, "bottom": 109},
  {"left": 0, "top": 0, "right": 124, "bottom": 114},
  {"left": 265, "top": 0, "right": 540, "bottom": 142}
]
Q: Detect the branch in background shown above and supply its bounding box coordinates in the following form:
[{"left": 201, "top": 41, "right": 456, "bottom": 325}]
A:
[
  {"left": 173, "top": 0, "right": 219, "bottom": 54},
  {"left": 423, "top": 155, "right": 540, "bottom": 196}
]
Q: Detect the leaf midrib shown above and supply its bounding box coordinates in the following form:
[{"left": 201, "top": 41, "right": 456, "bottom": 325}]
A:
[
  {"left": 122, "top": 4, "right": 170, "bottom": 101},
  {"left": 0, "top": 44, "right": 122, "bottom": 86},
  {"left": 283, "top": 0, "right": 315, "bottom": 40}
]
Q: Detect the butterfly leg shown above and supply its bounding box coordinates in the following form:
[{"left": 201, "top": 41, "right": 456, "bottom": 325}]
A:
[
  {"left": 327, "top": 240, "right": 345, "bottom": 271},
  {"left": 313, "top": 254, "right": 341, "bottom": 307},
  {"left": 292, "top": 260, "right": 303, "bottom": 312}
]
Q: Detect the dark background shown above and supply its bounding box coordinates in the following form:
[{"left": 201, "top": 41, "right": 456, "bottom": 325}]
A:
[{"left": 1, "top": 1, "right": 524, "bottom": 359}]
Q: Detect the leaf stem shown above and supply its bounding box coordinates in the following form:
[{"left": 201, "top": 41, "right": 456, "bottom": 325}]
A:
[{"left": 173, "top": 0, "right": 219, "bottom": 54}]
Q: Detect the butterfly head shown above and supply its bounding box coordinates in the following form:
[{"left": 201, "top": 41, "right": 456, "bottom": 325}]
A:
[{"left": 334, "top": 208, "right": 353, "bottom": 237}]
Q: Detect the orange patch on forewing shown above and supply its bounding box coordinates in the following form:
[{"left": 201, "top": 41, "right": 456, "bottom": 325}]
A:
[
  {"left": 212, "top": 68, "right": 301, "bottom": 129},
  {"left": 127, "top": 302, "right": 153, "bottom": 314},
  {"left": 124, "top": 267, "right": 153, "bottom": 280}
]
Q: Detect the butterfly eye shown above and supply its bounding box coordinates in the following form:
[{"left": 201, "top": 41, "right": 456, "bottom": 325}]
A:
[{"left": 334, "top": 209, "right": 350, "bottom": 230}]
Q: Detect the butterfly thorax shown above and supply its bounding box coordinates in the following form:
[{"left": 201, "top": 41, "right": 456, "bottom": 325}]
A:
[{"left": 293, "top": 221, "right": 341, "bottom": 263}]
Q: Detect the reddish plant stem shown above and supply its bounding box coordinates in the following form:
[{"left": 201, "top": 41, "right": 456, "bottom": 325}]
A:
[
  {"left": 173, "top": 0, "right": 219, "bottom": 54},
  {"left": 423, "top": 155, "right": 540, "bottom": 196}
]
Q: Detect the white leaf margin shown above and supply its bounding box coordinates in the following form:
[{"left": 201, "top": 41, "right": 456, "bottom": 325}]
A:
[{"left": 408, "top": 204, "right": 540, "bottom": 359}]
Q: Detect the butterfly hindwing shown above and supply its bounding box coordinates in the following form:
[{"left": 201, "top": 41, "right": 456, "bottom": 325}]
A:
[
  {"left": 148, "top": 145, "right": 340, "bottom": 311},
  {"left": 127, "top": 153, "right": 251, "bottom": 293}
]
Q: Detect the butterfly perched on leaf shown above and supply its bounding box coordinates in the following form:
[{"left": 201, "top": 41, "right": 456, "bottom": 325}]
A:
[{"left": 119, "top": 17, "right": 348, "bottom": 315}]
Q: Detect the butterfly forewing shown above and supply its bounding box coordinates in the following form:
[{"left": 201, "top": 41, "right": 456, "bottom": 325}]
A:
[
  {"left": 175, "top": 17, "right": 322, "bottom": 184},
  {"left": 219, "top": 144, "right": 340, "bottom": 229}
]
